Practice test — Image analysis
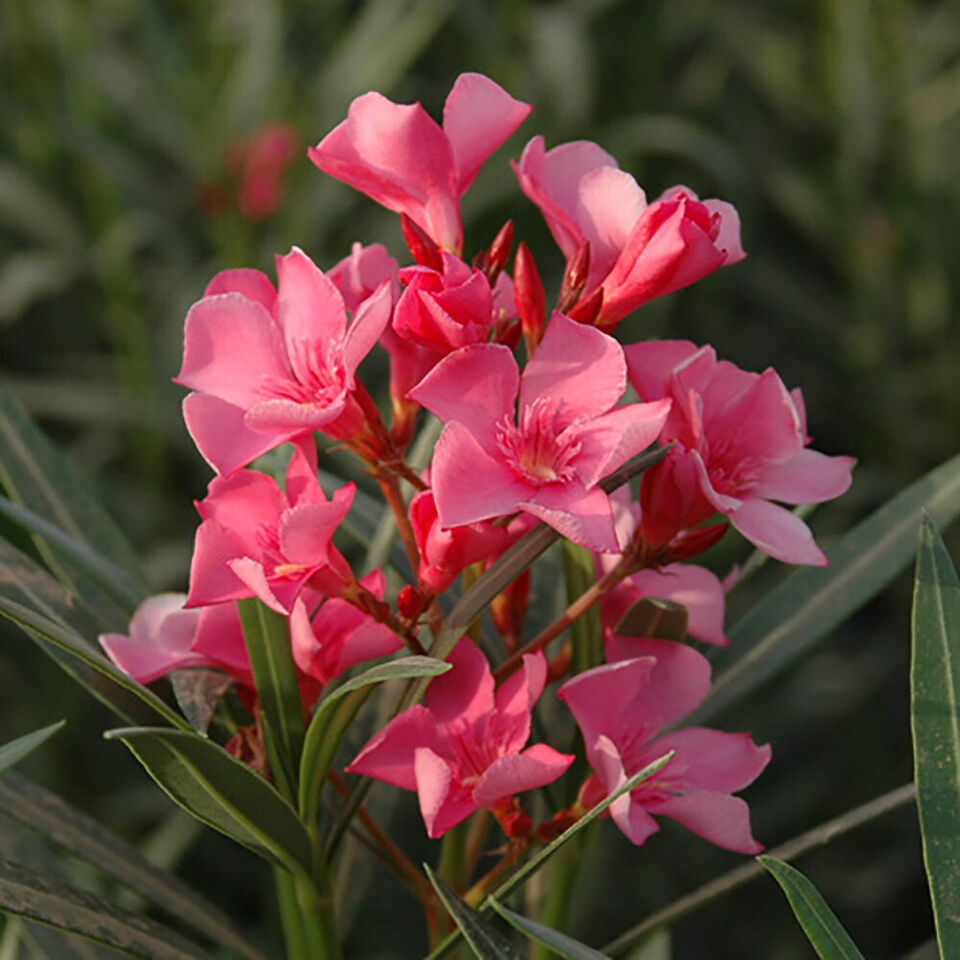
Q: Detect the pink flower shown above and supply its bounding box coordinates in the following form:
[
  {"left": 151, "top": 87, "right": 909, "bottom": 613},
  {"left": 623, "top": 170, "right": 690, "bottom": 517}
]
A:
[
  {"left": 100, "top": 594, "right": 252, "bottom": 686},
  {"left": 626, "top": 340, "right": 854, "bottom": 566},
  {"left": 228, "top": 124, "right": 298, "bottom": 221},
  {"left": 289, "top": 571, "right": 401, "bottom": 685},
  {"left": 348, "top": 638, "right": 573, "bottom": 838},
  {"left": 513, "top": 137, "right": 744, "bottom": 327},
  {"left": 408, "top": 312, "right": 671, "bottom": 551},
  {"left": 177, "top": 246, "right": 392, "bottom": 476},
  {"left": 310, "top": 73, "right": 531, "bottom": 254},
  {"left": 187, "top": 443, "right": 355, "bottom": 615},
  {"left": 558, "top": 640, "right": 770, "bottom": 853},
  {"left": 327, "top": 242, "right": 399, "bottom": 314}
]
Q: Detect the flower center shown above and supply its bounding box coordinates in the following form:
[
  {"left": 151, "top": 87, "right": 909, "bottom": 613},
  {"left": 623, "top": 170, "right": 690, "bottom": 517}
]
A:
[{"left": 494, "top": 397, "right": 581, "bottom": 486}]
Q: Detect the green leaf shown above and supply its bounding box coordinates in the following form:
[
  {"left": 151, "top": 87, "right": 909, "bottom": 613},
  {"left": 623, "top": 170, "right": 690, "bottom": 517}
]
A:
[
  {"left": 0, "top": 857, "right": 212, "bottom": 960},
  {"left": 104, "top": 727, "right": 315, "bottom": 881},
  {"left": 563, "top": 541, "right": 603, "bottom": 673},
  {"left": 236, "top": 599, "right": 304, "bottom": 801},
  {"left": 423, "top": 865, "right": 523, "bottom": 960},
  {"left": 425, "top": 751, "right": 675, "bottom": 960},
  {"left": 0, "top": 381, "right": 146, "bottom": 594},
  {"left": 0, "top": 771, "right": 262, "bottom": 960},
  {"left": 758, "top": 856, "right": 866, "bottom": 959},
  {"left": 488, "top": 898, "right": 612, "bottom": 959},
  {"left": 614, "top": 598, "right": 689, "bottom": 642},
  {"left": 299, "top": 657, "right": 450, "bottom": 835},
  {"left": 693, "top": 451, "right": 960, "bottom": 723},
  {"left": 911, "top": 515, "right": 960, "bottom": 957},
  {"left": 0, "top": 721, "right": 64, "bottom": 774}
]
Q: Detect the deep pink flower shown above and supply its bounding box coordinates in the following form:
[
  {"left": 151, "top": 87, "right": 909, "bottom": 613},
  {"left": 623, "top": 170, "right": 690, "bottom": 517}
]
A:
[
  {"left": 408, "top": 312, "right": 671, "bottom": 551},
  {"left": 348, "top": 638, "right": 573, "bottom": 838},
  {"left": 513, "top": 137, "right": 744, "bottom": 327},
  {"left": 558, "top": 640, "right": 770, "bottom": 853},
  {"left": 187, "top": 443, "right": 355, "bottom": 615},
  {"left": 626, "top": 340, "right": 854, "bottom": 565},
  {"left": 177, "top": 246, "right": 392, "bottom": 476},
  {"left": 100, "top": 594, "right": 252, "bottom": 686},
  {"left": 310, "top": 73, "right": 531, "bottom": 254},
  {"left": 289, "top": 571, "right": 401, "bottom": 685}
]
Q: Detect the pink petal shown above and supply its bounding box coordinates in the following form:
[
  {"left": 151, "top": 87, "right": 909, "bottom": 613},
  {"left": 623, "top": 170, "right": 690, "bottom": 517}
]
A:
[
  {"left": 647, "top": 792, "right": 763, "bottom": 854},
  {"left": 278, "top": 486, "right": 354, "bottom": 566},
  {"left": 703, "top": 199, "right": 746, "bottom": 263},
  {"left": 196, "top": 470, "right": 287, "bottom": 546},
  {"left": 651, "top": 728, "right": 771, "bottom": 794},
  {"left": 244, "top": 397, "right": 347, "bottom": 435},
  {"left": 495, "top": 650, "right": 547, "bottom": 717},
  {"left": 473, "top": 744, "right": 574, "bottom": 807},
  {"left": 729, "top": 497, "right": 828, "bottom": 566},
  {"left": 602, "top": 639, "right": 712, "bottom": 732},
  {"left": 340, "top": 280, "right": 393, "bottom": 376},
  {"left": 591, "top": 734, "right": 660, "bottom": 845},
  {"left": 284, "top": 440, "right": 322, "bottom": 507},
  {"left": 430, "top": 422, "right": 531, "bottom": 528},
  {"left": 523, "top": 481, "right": 618, "bottom": 552},
  {"left": 752, "top": 449, "right": 854, "bottom": 505},
  {"left": 204, "top": 268, "right": 277, "bottom": 314},
  {"left": 415, "top": 746, "right": 475, "bottom": 838},
  {"left": 347, "top": 705, "right": 440, "bottom": 791},
  {"left": 630, "top": 563, "right": 728, "bottom": 646},
  {"left": 186, "top": 520, "right": 254, "bottom": 608},
  {"left": 182, "top": 394, "right": 285, "bottom": 477},
  {"left": 519, "top": 313, "right": 626, "bottom": 428},
  {"left": 327, "top": 241, "right": 399, "bottom": 314},
  {"left": 226, "top": 556, "right": 288, "bottom": 614},
  {"left": 177, "top": 294, "right": 291, "bottom": 406},
  {"left": 566, "top": 399, "right": 671, "bottom": 488},
  {"left": 426, "top": 637, "right": 494, "bottom": 727},
  {"left": 408, "top": 343, "right": 518, "bottom": 446},
  {"left": 275, "top": 247, "right": 347, "bottom": 363},
  {"left": 624, "top": 339, "right": 701, "bottom": 403},
  {"left": 191, "top": 602, "right": 250, "bottom": 678},
  {"left": 443, "top": 73, "right": 532, "bottom": 194}
]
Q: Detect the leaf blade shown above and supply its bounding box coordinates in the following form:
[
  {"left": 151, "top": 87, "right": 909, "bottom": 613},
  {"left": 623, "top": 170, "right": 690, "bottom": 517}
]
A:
[
  {"left": 488, "top": 898, "right": 612, "bottom": 959},
  {"left": 0, "top": 721, "right": 65, "bottom": 775}
]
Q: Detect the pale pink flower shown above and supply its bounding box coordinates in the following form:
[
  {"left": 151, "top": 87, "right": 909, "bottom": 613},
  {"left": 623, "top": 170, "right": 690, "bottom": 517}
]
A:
[
  {"left": 408, "top": 312, "right": 671, "bottom": 552},
  {"left": 100, "top": 594, "right": 252, "bottom": 686},
  {"left": 187, "top": 443, "right": 355, "bottom": 615},
  {"left": 348, "top": 638, "right": 573, "bottom": 838},
  {"left": 558, "top": 640, "right": 770, "bottom": 853},
  {"left": 177, "top": 246, "right": 392, "bottom": 476},
  {"left": 626, "top": 340, "right": 854, "bottom": 565},
  {"left": 513, "top": 137, "right": 744, "bottom": 327},
  {"left": 289, "top": 571, "right": 401, "bottom": 685},
  {"left": 310, "top": 73, "right": 531, "bottom": 254}
]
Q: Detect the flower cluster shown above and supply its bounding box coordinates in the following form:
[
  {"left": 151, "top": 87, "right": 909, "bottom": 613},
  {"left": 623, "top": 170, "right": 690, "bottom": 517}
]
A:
[{"left": 101, "top": 73, "right": 853, "bottom": 861}]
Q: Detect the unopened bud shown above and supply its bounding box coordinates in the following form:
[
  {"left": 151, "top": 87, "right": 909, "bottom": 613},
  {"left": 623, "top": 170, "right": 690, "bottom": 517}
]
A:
[
  {"left": 514, "top": 242, "right": 545, "bottom": 353},
  {"left": 482, "top": 220, "right": 514, "bottom": 285},
  {"left": 397, "top": 584, "right": 428, "bottom": 622},
  {"left": 400, "top": 214, "right": 443, "bottom": 272},
  {"left": 556, "top": 241, "right": 590, "bottom": 314},
  {"left": 568, "top": 285, "right": 603, "bottom": 325}
]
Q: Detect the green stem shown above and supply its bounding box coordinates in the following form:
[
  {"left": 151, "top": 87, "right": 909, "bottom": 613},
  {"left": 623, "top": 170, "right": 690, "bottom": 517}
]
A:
[
  {"left": 275, "top": 867, "right": 309, "bottom": 960},
  {"left": 296, "top": 870, "right": 342, "bottom": 960},
  {"left": 530, "top": 831, "right": 588, "bottom": 960}
]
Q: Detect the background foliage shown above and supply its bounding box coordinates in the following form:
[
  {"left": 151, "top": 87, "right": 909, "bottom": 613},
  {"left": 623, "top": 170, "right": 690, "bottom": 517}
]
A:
[{"left": 0, "top": 1, "right": 957, "bottom": 957}]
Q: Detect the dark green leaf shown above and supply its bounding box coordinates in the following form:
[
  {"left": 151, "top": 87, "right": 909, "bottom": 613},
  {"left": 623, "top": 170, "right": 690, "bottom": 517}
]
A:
[
  {"left": 300, "top": 656, "right": 450, "bottom": 834},
  {"left": 563, "top": 541, "right": 603, "bottom": 673},
  {"left": 423, "top": 864, "right": 523, "bottom": 960},
  {"left": 758, "top": 856, "right": 866, "bottom": 959},
  {"left": 693, "top": 451, "right": 960, "bottom": 723},
  {"left": 236, "top": 599, "right": 304, "bottom": 801},
  {"left": 488, "top": 898, "right": 612, "bottom": 959},
  {"left": 0, "top": 857, "right": 212, "bottom": 960},
  {"left": 911, "top": 515, "right": 960, "bottom": 957},
  {"left": 0, "top": 771, "right": 262, "bottom": 960},
  {"left": 614, "top": 598, "right": 689, "bottom": 642},
  {"left": 0, "top": 721, "right": 64, "bottom": 774},
  {"left": 104, "top": 727, "right": 314, "bottom": 880}
]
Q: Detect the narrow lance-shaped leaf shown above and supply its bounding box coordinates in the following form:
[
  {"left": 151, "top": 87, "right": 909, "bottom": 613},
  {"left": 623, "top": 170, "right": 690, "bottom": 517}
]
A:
[
  {"left": 424, "top": 752, "right": 675, "bottom": 960},
  {"left": 758, "top": 856, "right": 866, "bottom": 960},
  {"left": 104, "top": 727, "right": 315, "bottom": 881},
  {"left": 488, "top": 898, "right": 613, "bottom": 960},
  {"left": 236, "top": 599, "right": 304, "bottom": 801},
  {"left": 0, "top": 857, "right": 212, "bottom": 960},
  {"left": 298, "top": 657, "right": 450, "bottom": 838},
  {"left": 0, "top": 721, "right": 64, "bottom": 775},
  {"left": 563, "top": 541, "right": 603, "bottom": 674},
  {"left": 0, "top": 771, "right": 264, "bottom": 960},
  {"left": 423, "top": 865, "right": 523, "bottom": 960},
  {"left": 911, "top": 515, "right": 960, "bottom": 957},
  {"left": 693, "top": 450, "right": 960, "bottom": 724}
]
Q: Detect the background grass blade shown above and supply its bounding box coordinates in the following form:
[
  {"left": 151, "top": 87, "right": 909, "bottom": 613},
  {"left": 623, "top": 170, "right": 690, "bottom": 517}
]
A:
[
  {"left": 0, "top": 721, "right": 64, "bottom": 774},
  {"left": 911, "top": 515, "right": 960, "bottom": 957},
  {"left": 423, "top": 864, "right": 522, "bottom": 960},
  {"left": 692, "top": 451, "right": 960, "bottom": 723},
  {"left": 104, "top": 727, "right": 314, "bottom": 880},
  {"left": 0, "top": 858, "right": 213, "bottom": 960},
  {"left": 489, "top": 897, "right": 612, "bottom": 959},
  {"left": 758, "top": 856, "right": 866, "bottom": 959},
  {"left": 0, "top": 771, "right": 263, "bottom": 960}
]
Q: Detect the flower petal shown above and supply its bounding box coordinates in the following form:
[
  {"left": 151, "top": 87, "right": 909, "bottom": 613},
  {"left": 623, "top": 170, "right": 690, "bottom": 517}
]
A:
[
  {"left": 275, "top": 247, "right": 348, "bottom": 361},
  {"left": 752, "top": 449, "right": 854, "bottom": 505},
  {"left": 647, "top": 791, "right": 763, "bottom": 854},
  {"left": 204, "top": 268, "right": 277, "bottom": 314},
  {"left": 415, "top": 746, "right": 475, "bottom": 838},
  {"left": 425, "top": 637, "right": 494, "bottom": 727},
  {"left": 651, "top": 727, "right": 771, "bottom": 794},
  {"left": 524, "top": 481, "right": 618, "bottom": 552},
  {"left": 473, "top": 744, "right": 574, "bottom": 807},
  {"left": 347, "top": 705, "right": 439, "bottom": 791},
  {"left": 729, "top": 497, "right": 827, "bottom": 566}
]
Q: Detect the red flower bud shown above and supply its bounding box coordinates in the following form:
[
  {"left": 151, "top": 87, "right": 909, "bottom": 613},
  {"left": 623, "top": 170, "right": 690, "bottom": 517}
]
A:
[
  {"left": 556, "top": 241, "right": 590, "bottom": 314},
  {"left": 482, "top": 220, "right": 514, "bottom": 285},
  {"left": 514, "top": 242, "right": 545, "bottom": 353},
  {"left": 400, "top": 213, "right": 443, "bottom": 272},
  {"left": 568, "top": 285, "right": 603, "bottom": 325}
]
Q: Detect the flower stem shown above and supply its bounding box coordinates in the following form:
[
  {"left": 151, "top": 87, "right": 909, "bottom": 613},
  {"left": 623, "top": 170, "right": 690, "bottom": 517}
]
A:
[{"left": 373, "top": 470, "right": 422, "bottom": 576}]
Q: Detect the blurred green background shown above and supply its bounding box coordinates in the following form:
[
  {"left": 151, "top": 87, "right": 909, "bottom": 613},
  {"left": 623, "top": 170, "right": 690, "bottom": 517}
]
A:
[{"left": 0, "top": 0, "right": 957, "bottom": 957}]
